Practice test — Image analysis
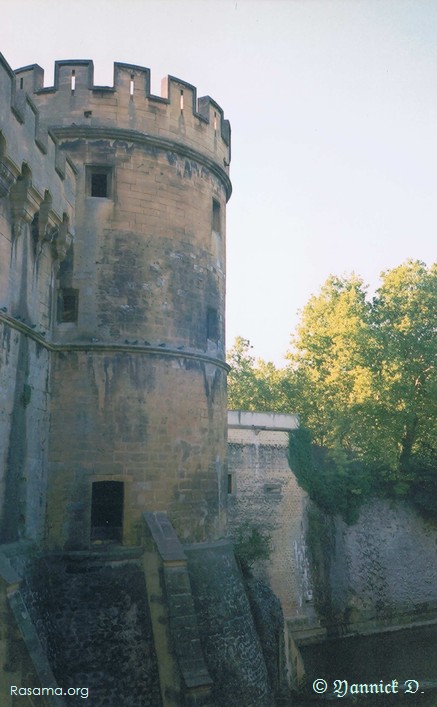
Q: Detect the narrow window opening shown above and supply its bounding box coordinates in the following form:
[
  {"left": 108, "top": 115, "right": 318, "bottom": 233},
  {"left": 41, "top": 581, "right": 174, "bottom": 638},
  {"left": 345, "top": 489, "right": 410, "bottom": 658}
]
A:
[
  {"left": 212, "top": 198, "right": 221, "bottom": 233},
  {"left": 227, "top": 474, "right": 233, "bottom": 494},
  {"left": 207, "top": 307, "right": 218, "bottom": 342},
  {"left": 91, "top": 481, "right": 124, "bottom": 543},
  {"left": 180, "top": 89, "right": 184, "bottom": 112},
  {"left": 57, "top": 288, "right": 79, "bottom": 323},
  {"left": 20, "top": 77, "right": 24, "bottom": 90},
  {"left": 71, "top": 70, "right": 76, "bottom": 94},
  {"left": 130, "top": 74, "right": 135, "bottom": 97},
  {"left": 214, "top": 111, "right": 217, "bottom": 133},
  {"left": 31, "top": 213, "right": 39, "bottom": 257}
]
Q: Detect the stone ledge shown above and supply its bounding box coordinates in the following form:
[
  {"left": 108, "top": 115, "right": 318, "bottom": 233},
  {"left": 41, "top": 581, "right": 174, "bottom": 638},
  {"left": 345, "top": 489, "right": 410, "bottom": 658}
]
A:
[{"left": 0, "top": 314, "right": 230, "bottom": 371}]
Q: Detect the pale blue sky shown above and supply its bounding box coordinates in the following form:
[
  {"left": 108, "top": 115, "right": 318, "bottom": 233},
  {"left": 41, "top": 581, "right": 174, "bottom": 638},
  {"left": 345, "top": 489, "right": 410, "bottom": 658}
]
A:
[{"left": 2, "top": 0, "right": 436, "bottom": 364}]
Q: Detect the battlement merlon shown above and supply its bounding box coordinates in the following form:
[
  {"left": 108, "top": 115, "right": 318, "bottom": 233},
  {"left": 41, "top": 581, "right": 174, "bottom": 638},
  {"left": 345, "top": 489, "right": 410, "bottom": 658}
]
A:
[{"left": 14, "top": 60, "right": 231, "bottom": 178}]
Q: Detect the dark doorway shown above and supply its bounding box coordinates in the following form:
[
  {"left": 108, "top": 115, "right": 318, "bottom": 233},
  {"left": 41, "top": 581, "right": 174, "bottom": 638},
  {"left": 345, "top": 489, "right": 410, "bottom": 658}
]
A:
[{"left": 91, "top": 481, "right": 124, "bottom": 542}]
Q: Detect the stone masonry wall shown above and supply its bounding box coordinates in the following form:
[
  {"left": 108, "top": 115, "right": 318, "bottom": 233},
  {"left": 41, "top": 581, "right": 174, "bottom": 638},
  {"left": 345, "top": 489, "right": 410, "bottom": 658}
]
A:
[
  {"left": 185, "top": 540, "right": 275, "bottom": 707},
  {"left": 227, "top": 412, "right": 437, "bottom": 641},
  {"left": 308, "top": 498, "right": 437, "bottom": 632},
  {"left": 227, "top": 412, "right": 315, "bottom": 624},
  {"left": 47, "top": 351, "right": 227, "bottom": 548},
  {"left": 0, "top": 52, "right": 76, "bottom": 543}
]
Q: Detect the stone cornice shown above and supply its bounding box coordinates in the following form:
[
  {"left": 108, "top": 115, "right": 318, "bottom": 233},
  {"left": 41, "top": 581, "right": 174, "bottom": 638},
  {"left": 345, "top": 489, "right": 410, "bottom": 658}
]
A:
[
  {"left": 0, "top": 313, "right": 230, "bottom": 372},
  {"left": 52, "top": 125, "right": 232, "bottom": 201}
]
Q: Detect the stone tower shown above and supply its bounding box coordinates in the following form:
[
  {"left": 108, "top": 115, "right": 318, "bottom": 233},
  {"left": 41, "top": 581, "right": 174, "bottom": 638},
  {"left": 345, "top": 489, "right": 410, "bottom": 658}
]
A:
[{"left": 14, "top": 59, "right": 232, "bottom": 549}]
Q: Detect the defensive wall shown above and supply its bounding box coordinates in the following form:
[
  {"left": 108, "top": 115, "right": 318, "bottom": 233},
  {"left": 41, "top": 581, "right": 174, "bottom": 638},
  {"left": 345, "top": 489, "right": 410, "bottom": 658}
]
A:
[
  {"left": 227, "top": 411, "right": 437, "bottom": 648},
  {"left": 227, "top": 411, "right": 311, "bottom": 622},
  {"left": 0, "top": 53, "right": 76, "bottom": 544}
]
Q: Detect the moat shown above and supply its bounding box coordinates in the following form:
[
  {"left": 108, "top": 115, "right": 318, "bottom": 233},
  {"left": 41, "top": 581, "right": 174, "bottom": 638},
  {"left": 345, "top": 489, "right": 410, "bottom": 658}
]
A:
[{"left": 298, "top": 623, "right": 437, "bottom": 705}]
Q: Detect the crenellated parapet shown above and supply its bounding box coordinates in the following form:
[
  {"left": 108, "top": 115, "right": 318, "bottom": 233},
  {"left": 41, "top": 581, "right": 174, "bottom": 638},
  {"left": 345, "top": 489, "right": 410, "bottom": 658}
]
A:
[{"left": 15, "top": 60, "right": 231, "bottom": 196}]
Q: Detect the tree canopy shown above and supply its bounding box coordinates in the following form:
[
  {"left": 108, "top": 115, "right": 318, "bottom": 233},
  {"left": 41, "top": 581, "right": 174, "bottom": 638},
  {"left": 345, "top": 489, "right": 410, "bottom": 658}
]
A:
[
  {"left": 227, "top": 336, "right": 291, "bottom": 413},
  {"left": 227, "top": 260, "right": 437, "bottom": 521}
]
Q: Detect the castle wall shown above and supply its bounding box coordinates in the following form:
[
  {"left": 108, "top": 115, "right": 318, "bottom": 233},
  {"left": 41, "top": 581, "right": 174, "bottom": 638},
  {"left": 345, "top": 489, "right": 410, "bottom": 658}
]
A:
[
  {"left": 227, "top": 412, "right": 437, "bottom": 642},
  {"left": 185, "top": 539, "right": 276, "bottom": 707},
  {"left": 227, "top": 412, "right": 315, "bottom": 624},
  {"left": 0, "top": 53, "right": 76, "bottom": 543},
  {"left": 48, "top": 353, "right": 227, "bottom": 547},
  {"left": 308, "top": 498, "right": 437, "bottom": 632}
]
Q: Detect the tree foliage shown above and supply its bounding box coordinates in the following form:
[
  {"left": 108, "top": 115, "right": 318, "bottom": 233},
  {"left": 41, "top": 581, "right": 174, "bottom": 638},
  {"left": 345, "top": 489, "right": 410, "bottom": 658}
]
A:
[
  {"left": 226, "top": 336, "right": 291, "bottom": 412},
  {"left": 233, "top": 521, "right": 272, "bottom": 577},
  {"left": 227, "top": 260, "right": 437, "bottom": 521}
]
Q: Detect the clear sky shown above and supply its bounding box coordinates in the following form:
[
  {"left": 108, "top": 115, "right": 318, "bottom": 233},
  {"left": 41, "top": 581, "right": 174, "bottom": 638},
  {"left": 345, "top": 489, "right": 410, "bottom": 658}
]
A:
[{"left": 2, "top": 0, "right": 436, "bottom": 365}]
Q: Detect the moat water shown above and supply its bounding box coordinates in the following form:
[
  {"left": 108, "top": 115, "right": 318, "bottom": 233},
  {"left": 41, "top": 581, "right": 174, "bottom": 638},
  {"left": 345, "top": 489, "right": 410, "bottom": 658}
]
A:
[{"left": 297, "top": 624, "right": 437, "bottom": 705}]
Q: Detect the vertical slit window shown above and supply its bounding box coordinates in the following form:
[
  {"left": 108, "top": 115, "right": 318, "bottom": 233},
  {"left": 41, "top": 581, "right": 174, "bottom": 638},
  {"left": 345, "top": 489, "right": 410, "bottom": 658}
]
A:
[
  {"left": 71, "top": 70, "right": 76, "bottom": 93},
  {"left": 207, "top": 307, "right": 218, "bottom": 342},
  {"left": 212, "top": 199, "right": 221, "bottom": 233},
  {"left": 57, "top": 288, "right": 79, "bottom": 323}
]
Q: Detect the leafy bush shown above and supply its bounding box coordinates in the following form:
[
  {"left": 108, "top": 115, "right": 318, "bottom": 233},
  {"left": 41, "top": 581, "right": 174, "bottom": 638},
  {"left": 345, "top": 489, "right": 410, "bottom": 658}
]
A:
[
  {"left": 288, "top": 427, "right": 373, "bottom": 524},
  {"left": 233, "top": 522, "right": 271, "bottom": 576}
]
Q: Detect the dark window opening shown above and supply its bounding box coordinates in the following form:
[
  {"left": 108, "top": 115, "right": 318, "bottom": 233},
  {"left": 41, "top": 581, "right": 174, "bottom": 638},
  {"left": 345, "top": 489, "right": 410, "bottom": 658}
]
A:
[
  {"left": 59, "top": 243, "right": 74, "bottom": 281},
  {"left": 57, "top": 288, "right": 79, "bottom": 323},
  {"left": 227, "top": 474, "right": 233, "bottom": 494},
  {"left": 91, "top": 481, "right": 124, "bottom": 543},
  {"left": 91, "top": 172, "right": 108, "bottom": 197},
  {"left": 87, "top": 166, "right": 113, "bottom": 198},
  {"left": 31, "top": 213, "right": 39, "bottom": 257},
  {"left": 207, "top": 307, "right": 218, "bottom": 342},
  {"left": 212, "top": 198, "right": 221, "bottom": 232}
]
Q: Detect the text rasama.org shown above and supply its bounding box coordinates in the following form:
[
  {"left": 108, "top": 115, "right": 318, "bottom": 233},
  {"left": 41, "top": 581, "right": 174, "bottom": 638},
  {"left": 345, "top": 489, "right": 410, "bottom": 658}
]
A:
[{"left": 11, "top": 686, "right": 89, "bottom": 699}]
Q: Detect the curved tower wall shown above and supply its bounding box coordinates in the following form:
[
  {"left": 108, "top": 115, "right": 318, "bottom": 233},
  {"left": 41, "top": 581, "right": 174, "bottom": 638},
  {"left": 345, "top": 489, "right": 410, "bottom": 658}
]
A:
[{"left": 17, "top": 60, "right": 231, "bottom": 547}]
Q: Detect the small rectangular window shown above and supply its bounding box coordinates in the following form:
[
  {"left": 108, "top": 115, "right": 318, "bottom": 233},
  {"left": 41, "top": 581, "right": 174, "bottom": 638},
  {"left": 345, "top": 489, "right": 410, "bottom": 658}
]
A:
[
  {"left": 86, "top": 166, "right": 113, "bottom": 198},
  {"left": 212, "top": 199, "right": 221, "bottom": 233},
  {"left": 57, "top": 288, "right": 79, "bottom": 323},
  {"left": 227, "top": 474, "right": 233, "bottom": 494},
  {"left": 207, "top": 307, "right": 218, "bottom": 342}
]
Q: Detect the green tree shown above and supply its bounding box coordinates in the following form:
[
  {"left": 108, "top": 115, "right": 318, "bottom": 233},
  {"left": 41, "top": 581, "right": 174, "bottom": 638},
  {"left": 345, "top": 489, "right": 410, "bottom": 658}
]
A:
[
  {"left": 227, "top": 336, "right": 290, "bottom": 412},
  {"left": 286, "top": 260, "right": 437, "bottom": 518},
  {"left": 371, "top": 261, "right": 437, "bottom": 477},
  {"left": 286, "top": 274, "right": 373, "bottom": 450}
]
